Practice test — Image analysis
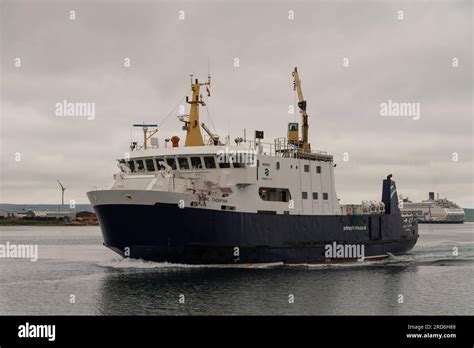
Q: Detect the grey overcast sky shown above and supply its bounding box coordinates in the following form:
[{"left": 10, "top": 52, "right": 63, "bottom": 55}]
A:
[{"left": 0, "top": 0, "right": 472, "bottom": 207}]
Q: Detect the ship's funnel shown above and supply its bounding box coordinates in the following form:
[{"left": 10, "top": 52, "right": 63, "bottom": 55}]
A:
[{"left": 382, "top": 174, "right": 400, "bottom": 215}]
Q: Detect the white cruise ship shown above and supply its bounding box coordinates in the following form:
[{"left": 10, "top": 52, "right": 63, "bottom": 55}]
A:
[{"left": 400, "top": 192, "right": 465, "bottom": 223}]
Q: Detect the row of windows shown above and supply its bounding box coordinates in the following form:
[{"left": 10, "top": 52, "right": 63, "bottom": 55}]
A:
[
  {"left": 303, "top": 164, "right": 322, "bottom": 173},
  {"left": 257, "top": 188, "right": 328, "bottom": 202},
  {"left": 275, "top": 162, "right": 322, "bottom": 173},
  {"left": 120, "top": 155, "right": 247, "bottom": 173},
  {"left": 302, "top": 192, "right": 329, "bottom": 200},
  {"left": 122, "top": 157, "right": 324, "bottom": 174}
]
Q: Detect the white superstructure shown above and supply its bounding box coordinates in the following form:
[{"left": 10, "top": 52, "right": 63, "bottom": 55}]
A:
[{"left": 92, "top": 142, "right": 343, "bottom": 216}]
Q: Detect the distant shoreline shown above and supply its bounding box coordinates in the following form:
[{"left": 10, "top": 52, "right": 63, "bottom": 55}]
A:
[{"left": 0, "top": 220, "right": 98, "bottom": 226}]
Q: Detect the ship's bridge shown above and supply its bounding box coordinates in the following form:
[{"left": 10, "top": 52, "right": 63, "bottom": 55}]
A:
[
  {"left": 119, "top": 145, "right": 257, "bottom": 174},
  {"left": 119, "top": 138, "right": 333, "bottom": 174}
]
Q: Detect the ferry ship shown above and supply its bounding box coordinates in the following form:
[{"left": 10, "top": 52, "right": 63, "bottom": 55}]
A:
[
  {"left": 87, "top": 68, "right": 418, "bottom": 264},
  {"left": 400, "top": 192, "right": 465, "bottom": 223}
]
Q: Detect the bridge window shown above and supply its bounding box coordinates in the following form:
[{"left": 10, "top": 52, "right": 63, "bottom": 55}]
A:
[
  {"left": 219, "top": 162, "right": 230, "bottom": 168},
  {"left": 190, "top": 157, "right": 203, "bottom": 169},
  {"left": 259, "top": 187, "right": 291, "bottom": 202},
  {"left": 229, "top": 153, "right": 248, "bottom": 168},
  {"left": 204, "top": 156, "right": 216, "bottom": 169},
  {"left": 145, "top": 159, "right": 155, "bottom": 171},
  {"left": 136, "top": 160, "right": 145, "bottom": 171},
  {"left": 276, "top": 161, "right": 280, "bottom": 170},
  {"left": 304, "top": 165, "right": 310, "bottom": 172},
  {"left": 178, "top": 157, "right": 190, "bottom": 170},
  {"left": 155, "top": 157, "right": 165, "bottom": 170},
  {"left": 166, "top": 157, "right": 177, "bottom": 170},
  {"left": 302, "top": 192, "right": 308, "bottom": 199},
  {"left": 218, "top": 154, "right": 231, "bottom": 168},
  {"left": 232, "top": 161, "right": 245, "bottom": 168},
  {"left": 128, "top": 161, "right": 135, "bottom": 172},
  {"left": 231, "top": 154, "right": 247, "bottom": 168},
  {"left": 316, "top": 166, "right": 321, "bottom": 173},
  {"left": 313, "top": 192, "right": 318, "bottom": 200},
  {"left": 323, "top": 192, "right": 329, "bottom": 200}
]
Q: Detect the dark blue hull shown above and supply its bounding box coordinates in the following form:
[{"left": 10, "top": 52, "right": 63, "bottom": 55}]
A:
[{"left": 94, "top": 203, "right": 419, "bottom": 264}]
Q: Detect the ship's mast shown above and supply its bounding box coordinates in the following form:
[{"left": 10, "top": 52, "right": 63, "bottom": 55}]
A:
[
  {"left": 292, "top": 67, "right": 311, "bottom": 152},
  {"left": 185, "top": 75, "right": 211, "bottom": 147}
]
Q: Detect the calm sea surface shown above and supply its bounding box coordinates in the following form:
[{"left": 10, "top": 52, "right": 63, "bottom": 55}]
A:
[{"left": 0, "top": 223, "right": 472, "bottom": 315}]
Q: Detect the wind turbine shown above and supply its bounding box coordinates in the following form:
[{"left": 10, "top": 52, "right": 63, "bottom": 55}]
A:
[{"left": 57, "top": 179, "right": 66, "bottom": 214}]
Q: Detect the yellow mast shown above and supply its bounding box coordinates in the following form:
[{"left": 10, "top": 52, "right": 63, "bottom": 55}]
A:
[
  {"left": 292, "top": 67, "right": 311, "bottom": 152},
  {"left": 185, "top": 76, "right": 211, "bottom": 147}
]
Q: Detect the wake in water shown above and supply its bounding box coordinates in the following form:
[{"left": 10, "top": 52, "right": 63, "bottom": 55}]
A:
[
  {"left": 96, "top": 255, "right": 403, "bottom": 270},
  {"left": 97, "top": 258, "right": 284, "bottom": 269},
  {"left": 96, "top": 246, "right": 474, "bottom": 270}
]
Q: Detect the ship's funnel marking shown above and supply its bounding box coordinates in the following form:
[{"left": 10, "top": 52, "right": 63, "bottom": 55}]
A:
[
  {"left": 390, "top": 185, "right": 397, "bottom": 199},
  {"left": 382, "top": 176, "right": 400, "bottom": 215}
]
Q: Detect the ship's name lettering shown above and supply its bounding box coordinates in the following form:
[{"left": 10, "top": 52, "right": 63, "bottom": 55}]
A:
[
  {"left": 211, "top": 198, "right": 228, "bottom": 203},
  {"left": 343, "top": 226, "right": 367, "bottom": 231}
]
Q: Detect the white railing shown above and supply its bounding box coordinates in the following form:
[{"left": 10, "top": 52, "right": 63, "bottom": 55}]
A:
[{"left": 228, "top": 137, "right": 333, "bottom": 160}]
